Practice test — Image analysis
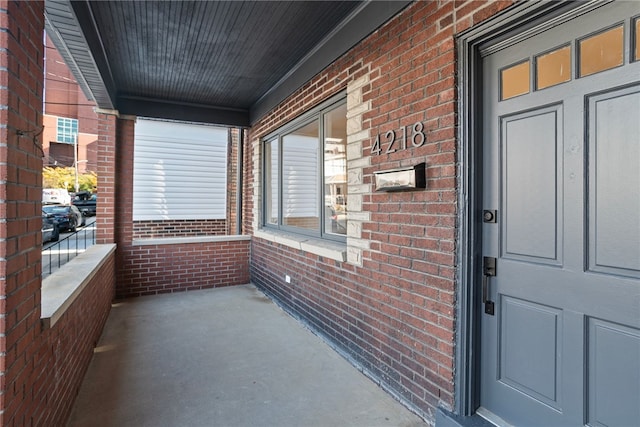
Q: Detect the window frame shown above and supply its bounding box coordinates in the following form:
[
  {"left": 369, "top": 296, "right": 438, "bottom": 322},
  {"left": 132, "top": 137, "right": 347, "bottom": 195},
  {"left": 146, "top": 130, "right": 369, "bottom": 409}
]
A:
[
  {"left": 262, "top": 93, "right": 347, "bottom": 243},
  {"left": 56, "top": 117, "right": 78, "bottom": 144}
]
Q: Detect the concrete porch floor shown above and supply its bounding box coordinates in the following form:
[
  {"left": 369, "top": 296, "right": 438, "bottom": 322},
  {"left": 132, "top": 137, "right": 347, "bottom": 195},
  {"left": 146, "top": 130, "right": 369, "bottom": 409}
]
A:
[{"left": 67, "top": 284, "right": 428, "bottom": 427}]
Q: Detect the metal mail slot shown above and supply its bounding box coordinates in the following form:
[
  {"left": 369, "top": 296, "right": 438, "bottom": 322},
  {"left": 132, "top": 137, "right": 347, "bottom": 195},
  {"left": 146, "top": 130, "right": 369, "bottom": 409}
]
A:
[{"left": 374, "top": 162, "right": 426, "bottom": 192}]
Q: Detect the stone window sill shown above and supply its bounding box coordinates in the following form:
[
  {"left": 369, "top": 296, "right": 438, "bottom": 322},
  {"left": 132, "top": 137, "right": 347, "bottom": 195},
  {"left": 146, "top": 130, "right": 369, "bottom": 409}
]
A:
[
  {"left": 41, "top": 243, "right": 117, "bottom": 330},
  {"left": 254, "top": 228, "right": 346, "bottom": 262}
]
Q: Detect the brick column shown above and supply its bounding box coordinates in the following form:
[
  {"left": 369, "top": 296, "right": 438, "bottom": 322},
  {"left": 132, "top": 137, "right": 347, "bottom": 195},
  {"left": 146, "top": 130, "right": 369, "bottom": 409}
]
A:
[
  {"left": 227, "top": 128, "right": 239, "bottom": 234},
  {"left": 0, "top": 1, "right": 45, "bottom": 424},
  {"left": 115, "top": 116, "right": 135, "bottom": 247},
  {"left": 96, "top": 111, "right": 118, "bottom": 244}
]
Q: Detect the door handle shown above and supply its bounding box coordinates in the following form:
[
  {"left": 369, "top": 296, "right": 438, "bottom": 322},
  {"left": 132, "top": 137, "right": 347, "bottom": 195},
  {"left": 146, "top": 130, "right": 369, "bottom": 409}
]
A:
[
  {"left": 482, "top": 274, "right": 490, "bottom": 304},
  {"left": 483, "top": 256, "right": 496, "bottom": 315}
]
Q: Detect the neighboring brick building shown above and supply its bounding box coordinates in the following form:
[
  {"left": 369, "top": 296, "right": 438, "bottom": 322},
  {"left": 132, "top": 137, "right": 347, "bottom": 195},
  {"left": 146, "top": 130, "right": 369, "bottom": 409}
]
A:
[
  {"left": 0, "top": 1, "right": 638, "bottom": 426},
  {"left": 42, "top": 34, "right": 97, "bottom": 173}
]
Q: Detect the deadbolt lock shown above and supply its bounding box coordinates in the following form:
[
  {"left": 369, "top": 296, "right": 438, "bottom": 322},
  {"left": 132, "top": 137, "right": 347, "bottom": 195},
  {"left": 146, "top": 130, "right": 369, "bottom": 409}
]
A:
[{"left": 483, "top": 209, "right": 497, "bottom": 223}]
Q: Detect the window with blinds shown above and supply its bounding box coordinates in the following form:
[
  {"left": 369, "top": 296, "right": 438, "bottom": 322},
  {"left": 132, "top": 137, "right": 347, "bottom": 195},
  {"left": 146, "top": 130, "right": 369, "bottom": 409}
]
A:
[{"left": 133, "top": 119, "right": 228, "bottom": 221}]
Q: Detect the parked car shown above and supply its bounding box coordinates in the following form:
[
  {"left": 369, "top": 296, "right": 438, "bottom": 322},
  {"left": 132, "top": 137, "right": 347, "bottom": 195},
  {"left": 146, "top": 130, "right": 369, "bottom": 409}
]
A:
[
  {"left": 72, "top": 191, "right": 97, "bottom": 216},
  {"left": 41, "top": 212, "right": 59, "bottom": 243},
  {"left": 42, "top": 204, "right": 85, "bottom": 232}
]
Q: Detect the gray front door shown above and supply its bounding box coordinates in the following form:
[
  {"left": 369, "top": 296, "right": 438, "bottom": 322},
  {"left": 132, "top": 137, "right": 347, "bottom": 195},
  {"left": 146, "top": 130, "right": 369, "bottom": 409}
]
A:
[{"left": 480, "top": 2, "right": 640, "bottom": 425}]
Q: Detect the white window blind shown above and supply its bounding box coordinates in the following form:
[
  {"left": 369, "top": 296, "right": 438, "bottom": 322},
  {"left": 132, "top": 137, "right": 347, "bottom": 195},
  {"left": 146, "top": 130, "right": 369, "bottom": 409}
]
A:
[
  {"left": 133, "top": 119, "right": 228, "bottom": 221},
  {"left": 282, "top": 136, "right": 318, "bottom": 218}
]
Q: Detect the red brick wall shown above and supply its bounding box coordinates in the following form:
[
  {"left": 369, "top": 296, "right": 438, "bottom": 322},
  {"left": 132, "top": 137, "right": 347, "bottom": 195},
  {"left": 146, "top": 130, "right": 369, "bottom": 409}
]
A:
[
  {"left": 116, "top": 240, "right": 250, "bottom": 298},
  {"left": 248, "top": 0, "right": 513, "bottom": 420},
  {"left": 133, "top": 219, "right": 227, "bottom": 239},
  {"left": 0, "top": 3, "right": 115, "bottom": 426},
  {"left": 32, "top": 253, "right": 115, "bottom": 426},
  {"left": 96, "top": 113, "right": 117, "bottom": 244},
  {"left": 227, "top": 128, "right": 239, "bottom": 234},
  {"left": 43, "top": 35, "right": 98, "bottom": 134},
  {"left": 0, "top": 1, "right": 46, "bottom": 424}
]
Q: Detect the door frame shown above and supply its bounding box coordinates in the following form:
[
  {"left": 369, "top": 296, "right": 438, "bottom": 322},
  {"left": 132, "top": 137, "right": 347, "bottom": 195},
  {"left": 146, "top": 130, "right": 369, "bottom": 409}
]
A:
[{"left": 452, "top": 0, "right": 613, "bottom": 420}]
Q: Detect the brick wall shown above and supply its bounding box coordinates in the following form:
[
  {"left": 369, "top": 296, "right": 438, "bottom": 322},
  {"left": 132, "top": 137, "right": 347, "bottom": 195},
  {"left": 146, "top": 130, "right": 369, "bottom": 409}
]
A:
[
  {"left": 132, "top": 219, "right": 227, "bottom": 239},
  {"left": 96, "top": 113, "right": 117, "bottom": 244},
  {"left": 0, "top": 1, "right": 46, "bottom": 424},
  {"left": 116, "top": 239, "right": 250, "bottom": 298},
  {"left": 31, "top": 252, "right": 115, "bottom": 426},
  {"left": 0, "top": 3, "right": 115, "bottom": 426},
  {"left": 43, "top": 35, "right": 98, "bottom": 135},
  {"left": 227, "top": 128, "right": 239, "bottom": 234},
  {"left": 249, "top": 0, "right": 513, "bottom": 420}
]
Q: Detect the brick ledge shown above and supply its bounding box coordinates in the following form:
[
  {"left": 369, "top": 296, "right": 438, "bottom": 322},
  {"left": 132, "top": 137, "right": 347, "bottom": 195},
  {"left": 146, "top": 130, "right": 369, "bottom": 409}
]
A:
[{"left": 41, "top": 244, "right": 117, "bottom": 329}]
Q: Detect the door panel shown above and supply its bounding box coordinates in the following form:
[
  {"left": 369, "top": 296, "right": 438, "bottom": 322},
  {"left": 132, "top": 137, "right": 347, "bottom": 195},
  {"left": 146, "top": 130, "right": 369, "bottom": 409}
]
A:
[
  {"left": 499, "top": 297, "right": 562, "bottom": 410},
  {"left": 480, "top": 2, "right": 640, "bottom": 425},
  {"left": 587, "top": 319, "right": 640, "bottom": 426},
  {"left": 502, "top": 106, "right": 562, "bottom": 263},
  {"left": 588, "top": 86, "right": 640, "bottom": 277}
]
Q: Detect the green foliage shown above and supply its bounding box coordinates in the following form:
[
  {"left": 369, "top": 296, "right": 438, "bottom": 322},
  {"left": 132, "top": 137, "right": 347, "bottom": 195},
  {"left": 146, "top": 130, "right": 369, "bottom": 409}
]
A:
[{"left": 42, "top": 167, "right": 98, "bottom": 193}]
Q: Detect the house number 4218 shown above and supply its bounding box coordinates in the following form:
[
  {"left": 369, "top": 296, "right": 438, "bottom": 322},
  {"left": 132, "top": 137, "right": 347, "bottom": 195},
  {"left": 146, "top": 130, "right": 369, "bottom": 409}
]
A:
[{"left": 371, "top": 122, "right": 426, "bottom": 155}]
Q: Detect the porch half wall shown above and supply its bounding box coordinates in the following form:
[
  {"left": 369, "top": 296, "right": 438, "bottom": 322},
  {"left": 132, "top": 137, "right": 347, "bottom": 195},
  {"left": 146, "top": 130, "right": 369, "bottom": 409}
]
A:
[
  {"left": 35, "top": 248, "right": 116, "bottom": 426},
  {"left": 117, "top": 239, "right": 250, "bottom": 298},
  {"left": 106, "top": 118, "right": 250, "bottom": 299},
  {"left": 248, "top": 0, "right": 514, "bottom": 422}
]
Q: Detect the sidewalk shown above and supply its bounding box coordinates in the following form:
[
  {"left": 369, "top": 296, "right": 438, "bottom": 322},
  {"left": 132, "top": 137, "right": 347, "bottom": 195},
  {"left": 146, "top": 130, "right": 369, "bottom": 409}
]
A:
[{"left": 67, "top": 284, "right": 428, "bottom": 427}]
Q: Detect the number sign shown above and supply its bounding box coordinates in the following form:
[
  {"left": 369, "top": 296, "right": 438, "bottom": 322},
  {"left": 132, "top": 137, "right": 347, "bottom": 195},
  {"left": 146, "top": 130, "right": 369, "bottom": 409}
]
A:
[{"left": 371, "top": 122, "right": 426, "bottom": 155}]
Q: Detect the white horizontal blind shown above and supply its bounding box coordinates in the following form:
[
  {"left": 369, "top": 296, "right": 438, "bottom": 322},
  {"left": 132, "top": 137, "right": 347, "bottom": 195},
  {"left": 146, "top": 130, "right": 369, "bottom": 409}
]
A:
[
  {"left": 282, "top": 135, "right": 318, "bottom": 218},
  {"left": 133, "top": 119, "right": 228, "bottom": 220}
]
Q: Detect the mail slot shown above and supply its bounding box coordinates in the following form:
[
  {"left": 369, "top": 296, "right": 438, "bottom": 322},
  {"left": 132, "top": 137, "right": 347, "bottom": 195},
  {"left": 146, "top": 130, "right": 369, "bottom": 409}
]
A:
[{"left": 374, "top": 162, "right": 426, "bottom": 192}]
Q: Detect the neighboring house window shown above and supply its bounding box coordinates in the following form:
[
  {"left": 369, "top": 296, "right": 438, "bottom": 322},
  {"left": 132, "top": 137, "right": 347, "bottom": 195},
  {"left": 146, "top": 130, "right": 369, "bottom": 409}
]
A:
[
  {"left": 133, "top": 119, "right": 228, "bottom": 221},
  {"left": 56, "top": 117, "right": 78, "bottom": 143},
  {"left": 263, "top": 95, "right": 347, "bottom": 241}
]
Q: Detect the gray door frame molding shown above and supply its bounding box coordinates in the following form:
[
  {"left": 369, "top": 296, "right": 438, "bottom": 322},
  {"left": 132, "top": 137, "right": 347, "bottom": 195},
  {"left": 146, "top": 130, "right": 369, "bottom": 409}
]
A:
[{"left": 453, "top": 0, "right": 611, "bottom": 419}]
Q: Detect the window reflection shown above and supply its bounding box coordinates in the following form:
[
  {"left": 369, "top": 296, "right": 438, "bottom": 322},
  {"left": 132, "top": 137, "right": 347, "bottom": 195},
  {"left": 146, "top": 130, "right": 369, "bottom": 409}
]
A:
[
  {"left": 282, "top": 121, "right": 319, "bottom": 231},
  {"left": 323, "top": 103, "right": 347, "bottom": 236}
]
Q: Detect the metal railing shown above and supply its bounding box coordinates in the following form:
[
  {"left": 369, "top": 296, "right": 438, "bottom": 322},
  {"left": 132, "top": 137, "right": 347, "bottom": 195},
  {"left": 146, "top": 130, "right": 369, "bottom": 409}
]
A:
[{"left": 42, "top": 222, "right": 96, "bottom": 278}]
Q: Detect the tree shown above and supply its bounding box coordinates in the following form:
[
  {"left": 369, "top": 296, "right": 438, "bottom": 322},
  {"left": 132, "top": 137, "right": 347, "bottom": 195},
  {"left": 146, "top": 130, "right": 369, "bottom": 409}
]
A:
[{"left": 43, "top": 167, "right": 97, "bottom": 193}]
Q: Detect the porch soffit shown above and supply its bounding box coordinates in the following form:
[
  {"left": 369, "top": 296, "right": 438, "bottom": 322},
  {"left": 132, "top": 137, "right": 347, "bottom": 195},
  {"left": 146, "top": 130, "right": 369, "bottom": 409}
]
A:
[{"left": 44, "top": 0, "right": 411, "bottom": 127}]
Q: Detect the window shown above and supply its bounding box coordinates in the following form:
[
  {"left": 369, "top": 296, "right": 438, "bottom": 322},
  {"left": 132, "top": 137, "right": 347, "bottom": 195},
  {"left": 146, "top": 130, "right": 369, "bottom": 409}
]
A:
[
  {"left": 263, "top": 96, "right": 347, "bottom": 240},
  {"left": 578, "top": 25, "right": 624, "bottom": 77},
  {"left": 535, "top": 45, "right": 571, "bottom": 90},
  {"left": 500, "top": 60, "right": 530, "bottom": 100},
  {"left": 133, "top": 119, "right": 228, "bottom": 221},
  {"left": 56, "top": 117, "right": 78, "bottom": 144}
]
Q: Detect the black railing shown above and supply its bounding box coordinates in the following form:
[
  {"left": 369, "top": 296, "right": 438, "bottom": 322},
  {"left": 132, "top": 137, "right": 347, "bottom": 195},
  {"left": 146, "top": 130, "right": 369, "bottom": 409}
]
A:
[{"left": 42, "top": 222, "right": 96, "bottom": 278}]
